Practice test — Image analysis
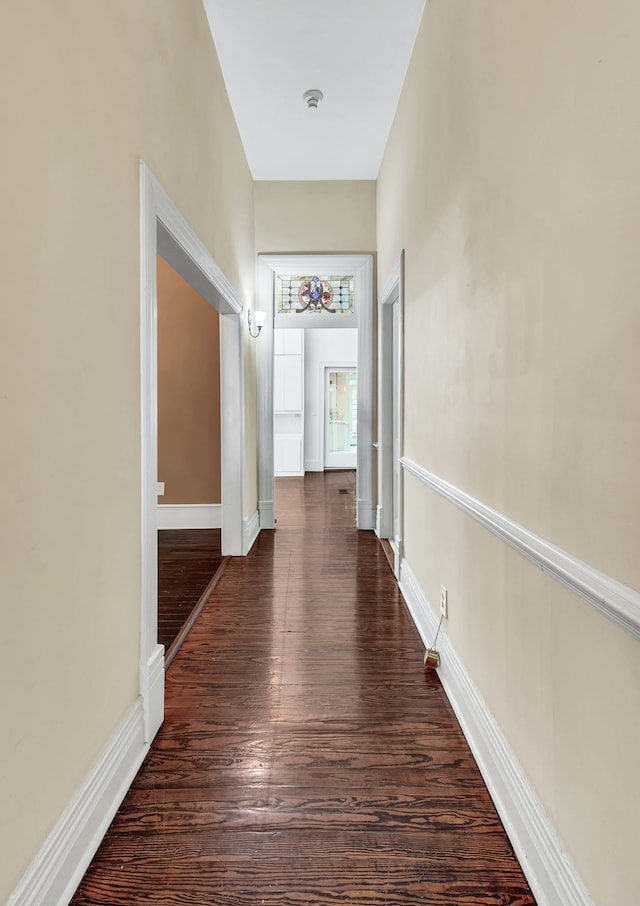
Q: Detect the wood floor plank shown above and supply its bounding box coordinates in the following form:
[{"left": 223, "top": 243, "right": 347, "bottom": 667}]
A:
[
  {"left": 71, "top": 470, "right": 535, "bottom": 905},
  {"left": 157, "top": 528, "right": 224, "bottom": 658}
]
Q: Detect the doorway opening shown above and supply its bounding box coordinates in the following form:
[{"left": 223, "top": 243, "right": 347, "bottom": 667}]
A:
[
  {"left": 140, "top": 162, "right": 245, "bottom": 742},
  {"left": 325, "top": 367, "right": 357, "bottom": 470},
  {"left": 257, "top": 254, "right": 374, "bottom": 532},
  {"left": 155, "top": 255, "right": 228, "bottom": 666},
  {"left": 377, "top": 250, "right": 404, "bottom": 578}
]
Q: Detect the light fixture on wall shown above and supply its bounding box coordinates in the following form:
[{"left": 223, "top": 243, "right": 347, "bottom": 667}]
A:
[{"left": 248, "top": 308, "right": 267, "bottom": 338}]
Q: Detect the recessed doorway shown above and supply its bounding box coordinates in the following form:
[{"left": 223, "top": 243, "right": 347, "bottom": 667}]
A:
[
  {"left": 377, "top": 250, "right": 404, "bottom": 578},
  {"left": 256, "top": 254, "right": 374, "bottom": 531}
]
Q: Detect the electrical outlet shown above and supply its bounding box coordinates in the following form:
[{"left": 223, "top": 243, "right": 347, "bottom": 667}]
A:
[
  {"left": 440, "top": 584, "right": 448, "bottom": 619},
  {"left": 157, "top": 482, "right": 165, "bottom": 496}
]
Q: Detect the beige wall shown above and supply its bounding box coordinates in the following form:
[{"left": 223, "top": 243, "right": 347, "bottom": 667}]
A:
[
  {"left": 0, "top": 1, "right": 255, "bottom": 899},
  {"left": 157, "top": 256, "right": 221, "bottom": 505},
  {"left": 255, "top": 180, "right": 376, "bottom": 253},
  {"left": 377, "top": 2, "right": 640, "bottom": 904}
]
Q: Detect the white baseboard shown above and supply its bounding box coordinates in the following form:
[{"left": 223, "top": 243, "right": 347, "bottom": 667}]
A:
[
  {"left": 8, "top": 699, "right": 148, "bottom": 906},
  {"left": 304, "top": 460, "right": 322, "bottom": 472},
  {"left": 259, "top": 500, "right": 275, "bottom": 530},
  {"left": 157, "top": 503, "right": 221, "bottom": 530},
  {"left": 357, "top": 501, "right": 376, "bottom": 531},
  {"left": 389, "top": 538, "right": 401, "bottom": 579},
  {"left": 398, "top": 558, "right": 595, "bottom": 906},
  {"left": 243, "top": 510, "right": 260, "bottom": 555},
  {"left": 141, "top": 643, "right": 165, "bottom": 743}
]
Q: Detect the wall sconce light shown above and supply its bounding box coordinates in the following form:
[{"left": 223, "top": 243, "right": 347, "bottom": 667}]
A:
[{"left": 248, "top": 308, "right": 267, "bottom": 338}]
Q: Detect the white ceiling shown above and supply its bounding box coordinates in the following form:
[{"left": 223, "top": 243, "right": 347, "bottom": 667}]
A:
[{"left": 203, "top": 0, "right": 426, "bottom": 181}]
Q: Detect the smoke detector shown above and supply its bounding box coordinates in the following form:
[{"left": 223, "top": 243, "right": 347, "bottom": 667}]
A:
[{"left": 303, "top": 89, "right": 324, "bottom": 110}]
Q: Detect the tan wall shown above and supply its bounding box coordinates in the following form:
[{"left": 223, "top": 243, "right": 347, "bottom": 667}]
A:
[
  {"left": 157, "top": 256, "right": 221, "bottom": 505},
  {"left": 255, "top": 180, "right": 376, "bottom": 253},
  {"left": 0, "top": 1, "right": 255, "bottom": 899},
  {"left": 377, "top": 2, "right": 640, "bottom": 904}
]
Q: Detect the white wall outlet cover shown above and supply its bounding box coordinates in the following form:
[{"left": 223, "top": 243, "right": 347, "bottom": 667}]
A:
[
  {"left": 157, "top": 482, "right": 165, "bottom": 496},
  {"left": 440, "top": 584, "right": 448, "bottom": 618}
]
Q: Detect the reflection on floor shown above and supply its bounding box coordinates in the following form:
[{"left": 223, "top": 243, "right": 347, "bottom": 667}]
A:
[
  {"left": 73, "top": 471, "right": 534, "bottom": 905},
  {"left": 157, "top": 528, "right": 224, "bottom": 663}
]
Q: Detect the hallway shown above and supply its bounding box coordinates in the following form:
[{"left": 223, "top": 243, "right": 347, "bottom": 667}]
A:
[{"left": 71, "top": 471, "right": 534, "bottom": 904}]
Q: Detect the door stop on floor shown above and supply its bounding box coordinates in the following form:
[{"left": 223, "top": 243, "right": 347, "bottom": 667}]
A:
[{"left": 424, "top": 616, "right": 444, "bottom": 670}]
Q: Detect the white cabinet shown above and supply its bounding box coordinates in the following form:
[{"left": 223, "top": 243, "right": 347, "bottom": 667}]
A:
[
  {"left": 283, "top": 330, "right": 303, "bottom": 355},
  {"left": 274, "top": 329, "right": 303, "bottom": 356},
  {"left": 274, "top": 355, "right": 303, "bottom": 412},
  {"left": 274, "top": 435, "right": 304, "bottom": 474},
  {"left": 274, "top": 329, "right": 304, "bottom": 476}
]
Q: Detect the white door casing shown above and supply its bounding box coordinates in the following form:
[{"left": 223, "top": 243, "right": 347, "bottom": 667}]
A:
[
  {"left": 140, "top": 162, "right": 245, "bottom": 742},
  {"left": 257, "top": 254, "right": 374, "bottom": 530},
  {"left": 392, "top": 304, "right": 401, "bottom": 547},
  {"left": 377, "top": 251, "right": 405, "bottom": 578}
]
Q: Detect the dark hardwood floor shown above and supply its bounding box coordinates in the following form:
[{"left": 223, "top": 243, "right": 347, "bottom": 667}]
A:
[
  {"left": 158, "top": 528, "right": 226, "bottom": 664},
  {"left": 72, "top": 470, "right": 535, "bottom": 905}
]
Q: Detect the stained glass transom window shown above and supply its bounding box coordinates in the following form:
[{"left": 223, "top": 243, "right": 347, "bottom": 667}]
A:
[{"left": 277, "top": 275, "right": 355, "bottom": 315}]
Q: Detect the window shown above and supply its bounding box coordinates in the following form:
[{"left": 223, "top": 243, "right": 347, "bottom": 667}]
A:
[{"left": 277, "top": 275, "right": 355, "bottom": 316}]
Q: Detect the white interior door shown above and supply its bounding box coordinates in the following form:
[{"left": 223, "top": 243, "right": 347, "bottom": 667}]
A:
[{"left": 324, "top": 368, "right": 357, "bottom": 469}]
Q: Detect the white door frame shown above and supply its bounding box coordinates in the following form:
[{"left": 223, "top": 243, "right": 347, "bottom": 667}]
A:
[
  {"left": 377, "top": 251, "right": 405, "bottom": 578},
  {"left": 322, "top": 362, "right": 358, "bottom": 469},
  {"left": 139, "top": 162, "right": 245, "bottom": 742},
  {"left": 257, "top": 254, "right": 374, "bottom": 530}
]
